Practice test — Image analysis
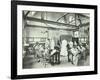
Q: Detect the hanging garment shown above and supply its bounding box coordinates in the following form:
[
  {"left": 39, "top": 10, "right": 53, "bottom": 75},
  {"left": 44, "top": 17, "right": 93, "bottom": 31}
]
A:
[
  {"left": 50, "top": 39, "right": 55, "bottom": 50},
  {"left": 45, "top": 39, "right": 50, "bottom": 48},
  {"left": 60, "top": 40, "right": 68, "bottom": 56}
]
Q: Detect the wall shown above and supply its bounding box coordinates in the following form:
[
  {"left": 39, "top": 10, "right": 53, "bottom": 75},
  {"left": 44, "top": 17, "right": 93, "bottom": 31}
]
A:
[
  {"left": 24, "top": 27, "right": 48, "bottom": 37},
  {"left": 24, "top": 27, "right": 73, "bottom": 39}
]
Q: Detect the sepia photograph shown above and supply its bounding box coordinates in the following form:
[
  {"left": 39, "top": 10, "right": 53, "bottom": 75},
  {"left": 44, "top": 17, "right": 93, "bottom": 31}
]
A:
[{"left": 22, "top": 11, "right": 90, "bottom": 69}]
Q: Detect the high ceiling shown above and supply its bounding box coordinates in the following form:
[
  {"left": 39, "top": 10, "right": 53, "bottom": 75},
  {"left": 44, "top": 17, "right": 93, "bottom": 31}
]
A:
[{"left": 23, "top": 11, "right": 90, "bottom": 31}]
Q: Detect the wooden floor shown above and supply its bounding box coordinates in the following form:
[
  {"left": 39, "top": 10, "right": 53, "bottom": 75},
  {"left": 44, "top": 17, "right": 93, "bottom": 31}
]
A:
[{"left": 23, "top": 54, "right": 90, "bottom": 69}]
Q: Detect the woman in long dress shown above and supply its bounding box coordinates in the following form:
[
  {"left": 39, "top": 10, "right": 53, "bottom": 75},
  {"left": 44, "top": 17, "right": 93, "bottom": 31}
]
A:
[{"left": 70, "top": 41, "right": 80, "bottom": 66}]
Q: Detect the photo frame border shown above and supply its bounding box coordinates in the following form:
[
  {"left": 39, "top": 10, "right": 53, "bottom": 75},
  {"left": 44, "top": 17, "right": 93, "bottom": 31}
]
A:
[{"left": 11, "top": 0, "right": 98, "bottom": 79}]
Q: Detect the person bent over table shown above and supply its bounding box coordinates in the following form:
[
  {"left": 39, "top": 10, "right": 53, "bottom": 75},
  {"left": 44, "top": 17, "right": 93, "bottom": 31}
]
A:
[{"left": 50, "top": 46, "right": 60, "bottom": 65}]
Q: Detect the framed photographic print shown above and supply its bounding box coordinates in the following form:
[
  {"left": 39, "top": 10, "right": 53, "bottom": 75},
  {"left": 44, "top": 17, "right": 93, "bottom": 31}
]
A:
[{"left": 11, "top": 0, "right": 97, "bottom": 79}]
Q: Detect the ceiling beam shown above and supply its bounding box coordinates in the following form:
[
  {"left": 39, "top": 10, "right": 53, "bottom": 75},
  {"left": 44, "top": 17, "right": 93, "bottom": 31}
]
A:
[
  {"left": 79, "top": 22, "right": 90, "bottom": 27},
  {"left": 24, "top": 11, "right": 30, "bottom": 18},
  {"left": 25, "top": 24, "right": 78, "bottom": 31},
  {"left": 56, "top": 13, "right": 69, "bottom": 21},
  {"left": 25, "top": 17, "right": 78, "bottom": 27},
  {"left": 77, "top": 13, "right": 89, "bottom": 19}
]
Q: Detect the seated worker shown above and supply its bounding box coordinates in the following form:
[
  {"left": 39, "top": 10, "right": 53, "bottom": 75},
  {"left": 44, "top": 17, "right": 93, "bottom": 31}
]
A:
[
  {"left": 43, "top": 46, "right": 49, "bottom": 58},
  {"left": 28, "top": 44, "right": 34, "bottom": 55},
  {"left": 81, "top": 43, "right": 86, "bottom": 60},
  {"left": 50, "top": 46, "right": 60, "bottom": 65},
  {"left": 85, "top": 43, "right": 89, "bottom": 56},
  {"left": 38, "top": 44, "right": 44, "bottom": 58},
  {"left": 34, "top": 42, "right": 41, "bottom": 62},
  {"left": 24, "top": 45, "right": 29, "bottom": 56}
]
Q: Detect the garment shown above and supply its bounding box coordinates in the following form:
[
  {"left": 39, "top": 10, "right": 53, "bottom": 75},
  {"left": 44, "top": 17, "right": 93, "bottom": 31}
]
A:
[
  {"left": 50, "top": 39, "right": 55, "bottom": 50},
  {"left": 45, "top": 39, "right": 50, "bottom": 49},
  {"left": 60, "top": 40, "right": 68, "bottom": 56}
]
